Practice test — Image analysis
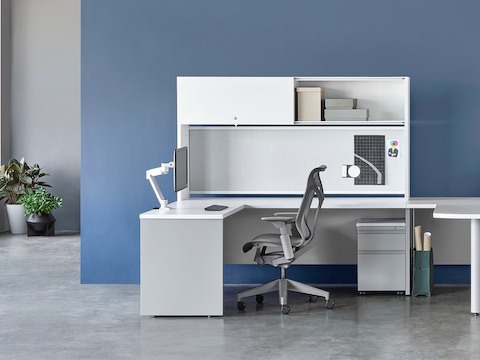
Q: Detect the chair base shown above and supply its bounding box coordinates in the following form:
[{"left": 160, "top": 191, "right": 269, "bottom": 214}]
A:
[{"left": 237, "top": 277, "right": 330, "bottom": 309}]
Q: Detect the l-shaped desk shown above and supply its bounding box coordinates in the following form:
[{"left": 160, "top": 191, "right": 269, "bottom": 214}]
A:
[
  {"left": 140, "top": 197, "right": 408, "bottom": 316},
  {"left": 140, "top": 196, "right": 480, "bottom": 316},
  {"left": 140, "top": 197, "right": 480, "bottom": 316}
]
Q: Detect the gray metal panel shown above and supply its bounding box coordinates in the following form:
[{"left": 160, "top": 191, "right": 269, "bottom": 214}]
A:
[
  {"left": 358, "top": 252, "right": 406, "bottom": 291},
  {"left": 223, "top": 208, "right": 406, "bottom": 264}
]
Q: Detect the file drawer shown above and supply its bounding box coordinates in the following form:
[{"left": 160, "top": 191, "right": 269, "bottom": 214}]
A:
[{"left": 357, "top": 219, "right": 406, "bottom": 251}]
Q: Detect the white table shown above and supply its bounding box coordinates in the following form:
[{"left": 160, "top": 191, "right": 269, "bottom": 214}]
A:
[
  {"left": 433, "top": 204, "right": 480, "bottom": 315},
  {"left": 140, "top": 197, "right": 411, "bottom": 316}
]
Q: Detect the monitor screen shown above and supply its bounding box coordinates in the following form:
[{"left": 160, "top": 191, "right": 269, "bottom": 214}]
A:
[{"left": 174, "top": 146, "right": 188, "bottom": 192}]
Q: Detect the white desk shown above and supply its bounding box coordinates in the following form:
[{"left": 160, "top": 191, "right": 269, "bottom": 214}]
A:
[
  {"left": 434, "top": 203, "right": 480, "bottom": 315},
  {"left": 140, "top": 197, "right": 410, "bottom": 316}
]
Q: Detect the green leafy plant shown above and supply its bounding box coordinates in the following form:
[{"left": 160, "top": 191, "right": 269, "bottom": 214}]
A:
[
  {"left": 19, "top": 188, "right": 62, "bottom": 216},
  {"left": 0, "top": 158, "right": 50, "bottom": 204}
]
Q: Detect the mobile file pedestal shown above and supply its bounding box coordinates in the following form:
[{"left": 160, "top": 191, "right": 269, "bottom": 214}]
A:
[{"left": 357, "top": 219, "right": 407, "bottom": 294}]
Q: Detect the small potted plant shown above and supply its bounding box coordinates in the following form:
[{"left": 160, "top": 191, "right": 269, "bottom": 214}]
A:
[
  {"left": 19, "top": 188, "right": 62, "bottom": 236},
  {"left": 0, "top": 158, "right": 51, "bottom": 234}
]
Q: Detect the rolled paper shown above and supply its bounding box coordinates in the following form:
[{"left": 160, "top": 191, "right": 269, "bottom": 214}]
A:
[
  {"left": 424, "top": 232, "right": 432, "bottom": 251},
  {"left": 414, "top": 225, "right": 423, "bottom": 251}
]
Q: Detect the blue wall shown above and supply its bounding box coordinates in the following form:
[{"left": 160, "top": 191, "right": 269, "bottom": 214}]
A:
[{"left": 81, "top": 0, "right": 480, "bottom": 283}]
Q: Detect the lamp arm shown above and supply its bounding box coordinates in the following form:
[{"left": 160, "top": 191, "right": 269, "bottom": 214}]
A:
[{"left": 146, "top": 162, "right": 174, "bottom": 209}]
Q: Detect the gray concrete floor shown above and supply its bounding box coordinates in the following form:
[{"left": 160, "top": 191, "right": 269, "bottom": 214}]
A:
[{"left": 1, "top": 233, "right": 480, "bottom": 360}]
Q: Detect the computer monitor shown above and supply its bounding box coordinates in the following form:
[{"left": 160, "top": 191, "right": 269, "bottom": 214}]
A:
[{"left": 174, "top": 146, "right": 188, "bottom": 192}]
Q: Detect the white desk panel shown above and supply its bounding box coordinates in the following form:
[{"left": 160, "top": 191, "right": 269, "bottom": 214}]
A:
[{"left": 140, "top": 197, "right": 409, "bottom": 220}]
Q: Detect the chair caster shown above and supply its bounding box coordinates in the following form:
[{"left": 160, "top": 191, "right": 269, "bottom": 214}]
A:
[
  {"left": 325, "top": 300, "right": 335, "bottom": 309},
  {"left": 281, "top": 305, "right": 290, "bottom": 314},
  {"left": 237, "top": 301, "right": 246, "bottom": 311},
  {"left": 256, "top": 294, "right": 264, "bottom": 304},
  {"left": 308, "top": 295, "right": 318, "bottom": 303}
]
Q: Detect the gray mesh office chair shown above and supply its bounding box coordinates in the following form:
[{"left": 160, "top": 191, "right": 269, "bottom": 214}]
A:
[{"left": 237, "top": 166, "right": 334, "bottom": 314}]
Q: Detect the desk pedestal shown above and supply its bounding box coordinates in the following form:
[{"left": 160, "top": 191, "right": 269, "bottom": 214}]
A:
[{"left": 140, "top": 218, "right": 224, "bottom": 316}]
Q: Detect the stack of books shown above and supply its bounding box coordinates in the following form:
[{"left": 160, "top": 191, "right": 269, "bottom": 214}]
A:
[{"left": 324, "top": 98, "right": 368, "bottom": 121}]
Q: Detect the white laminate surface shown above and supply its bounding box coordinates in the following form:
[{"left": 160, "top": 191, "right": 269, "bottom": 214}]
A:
[
  {"left": 141, "top": 197, "right": 480, "bottom": 220},
  {"left": 409, "top": 197, "right": 480, "bottom": 210},
  {"left": 139, "top": 197, "right": 409, "bottom": 220},
  {"left": 434, "top": 204, "right": 480, "bottom": 220}
]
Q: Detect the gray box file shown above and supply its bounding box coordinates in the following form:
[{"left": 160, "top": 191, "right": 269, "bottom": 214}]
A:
[
  {"left": 325, "top": 109, "right": 369, "bottom": 121},
  {"left": 296, "top": 87, "right": 324, "bottom": 121},
  {"left": 325, "top": 98, "right": 357, "bottom": 109}
]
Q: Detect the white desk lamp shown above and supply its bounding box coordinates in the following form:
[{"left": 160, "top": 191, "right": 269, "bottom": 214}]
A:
[{"left": 146, "top": 161, "right": 174, "bottom": 210}]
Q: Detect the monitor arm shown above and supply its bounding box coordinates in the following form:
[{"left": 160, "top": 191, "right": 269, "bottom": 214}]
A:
[{"left": 146, "top": 161, "right": 174, "bottom": 209}]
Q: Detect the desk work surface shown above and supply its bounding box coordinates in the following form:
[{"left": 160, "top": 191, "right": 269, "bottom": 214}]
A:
[
  {"left": 434, "top": 203, "right": 480, "bottom": 220},
  {"left": 139, "top": 197, "right": 409, "bottom": 220},
  {"left": 408, "top": 197, "right": 480, "bottom": 210}
]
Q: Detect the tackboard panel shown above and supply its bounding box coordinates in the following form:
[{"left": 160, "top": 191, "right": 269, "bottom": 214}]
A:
[{"left": 189, "top": 127, "right": 406, "bottom": 194}]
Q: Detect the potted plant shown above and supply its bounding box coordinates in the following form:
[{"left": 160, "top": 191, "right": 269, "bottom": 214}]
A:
[
  {"left": 0, "top": 158, "right": 51, "bottom": 234},
  {"left": 19, "top": 188, "right": 62, "bottom": 236}
]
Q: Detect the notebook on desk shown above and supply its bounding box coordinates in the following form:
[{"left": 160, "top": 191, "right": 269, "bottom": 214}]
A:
[{"left": 204, "top": 205, "right": 228, "bottom": 211}]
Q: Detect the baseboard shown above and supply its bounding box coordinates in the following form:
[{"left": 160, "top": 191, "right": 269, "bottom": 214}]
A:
[
  {"left": 224, "top": 264, "right": 357, "bottom": 285},
  {"left": 433, "top": 265, "right": 469, "bottom": 285},
  {"left": 224, "top": 264, "right": 470, "bottom": 285}
]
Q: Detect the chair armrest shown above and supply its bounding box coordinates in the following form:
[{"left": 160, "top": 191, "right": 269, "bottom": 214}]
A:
[
  {"left": 273, "top": 212, "right": 298, "bottom": 217},
  {"left": 261, "top": 216, "right": 294, "bottom": 223},
  {"left": 260, "top": 216, "right": 295, "bottom": 260}
]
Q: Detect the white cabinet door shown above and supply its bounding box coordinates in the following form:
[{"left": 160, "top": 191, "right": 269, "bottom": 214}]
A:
[{"left": 177, "top": 77, "right": 294, "bottom": 125}]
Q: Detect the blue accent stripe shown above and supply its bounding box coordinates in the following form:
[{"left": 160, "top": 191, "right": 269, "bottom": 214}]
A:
[
  {"left": 224, "top": 264, "right": 357, "bottom": 284},
  {"left": 224, "top": 265, "right": 471, "bottom": 285},
  {"left": 434, "top": 265, "right": 470, "bottom": 285}
]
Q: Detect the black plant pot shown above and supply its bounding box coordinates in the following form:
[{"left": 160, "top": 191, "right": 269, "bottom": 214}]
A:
[{"left": 26, "top": 213, "right": 56, "bottom": 236}]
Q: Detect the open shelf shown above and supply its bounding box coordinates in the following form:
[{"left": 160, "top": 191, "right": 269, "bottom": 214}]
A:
[{"left": 294, "top": 120, "right": 405, "bottom": 126}]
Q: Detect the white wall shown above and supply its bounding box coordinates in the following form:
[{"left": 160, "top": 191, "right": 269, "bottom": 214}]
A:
[
  {"left": 10, "top": 0, "right": 80, "bottom": 230},
  {"left": 1, "top": 0, "right": 11, "bottom": 232}
]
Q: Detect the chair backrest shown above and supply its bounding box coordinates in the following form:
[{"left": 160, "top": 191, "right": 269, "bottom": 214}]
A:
[{"left": 294, "top": 166, "right": 326, "bottom": 248}]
